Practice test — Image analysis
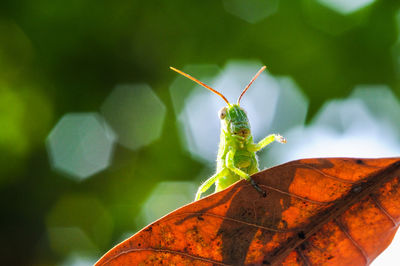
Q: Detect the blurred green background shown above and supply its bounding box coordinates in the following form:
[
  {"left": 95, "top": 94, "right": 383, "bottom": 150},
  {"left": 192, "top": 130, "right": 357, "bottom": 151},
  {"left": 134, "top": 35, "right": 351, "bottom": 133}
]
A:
[{"left": 1, "top": 0, "right": 400, "bottom": 265}]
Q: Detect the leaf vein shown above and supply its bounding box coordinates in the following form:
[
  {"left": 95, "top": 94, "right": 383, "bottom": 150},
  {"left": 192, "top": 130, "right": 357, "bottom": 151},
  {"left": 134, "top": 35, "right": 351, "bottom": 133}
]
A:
[
  {"left": 99, "top": 248, "right": 231, "bottom": 266},
  {"left": 334, "top": 218, "right": 370, "bottom": 265},
  {"left": 370, "top": 194, "right": 399, "bottom": 227}
]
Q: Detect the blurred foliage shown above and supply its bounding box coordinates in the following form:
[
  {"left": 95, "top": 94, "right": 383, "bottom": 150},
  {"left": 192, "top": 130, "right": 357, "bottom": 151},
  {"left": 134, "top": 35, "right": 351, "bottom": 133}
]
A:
[{"left": 0, "top": 0, "right": 400, "bottom": 265}]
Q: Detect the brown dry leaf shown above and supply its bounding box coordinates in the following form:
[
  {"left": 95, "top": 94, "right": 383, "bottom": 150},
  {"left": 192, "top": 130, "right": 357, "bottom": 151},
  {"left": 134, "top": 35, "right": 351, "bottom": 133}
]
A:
[{"left": 96, "top": 158, "right": 400, "bottom": 265}]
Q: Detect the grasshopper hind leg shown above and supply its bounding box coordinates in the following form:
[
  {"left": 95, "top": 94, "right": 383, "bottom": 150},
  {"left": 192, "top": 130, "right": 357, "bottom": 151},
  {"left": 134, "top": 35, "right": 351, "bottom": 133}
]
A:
[
  {"left": 195, "top": 169, "right": 228, "bottom": 201},
  {"left": 248, "top": 161, "right": 266, "bottom": 197},
  {"left": 250, "top": 178, "right": 267, "bottom": 197}
]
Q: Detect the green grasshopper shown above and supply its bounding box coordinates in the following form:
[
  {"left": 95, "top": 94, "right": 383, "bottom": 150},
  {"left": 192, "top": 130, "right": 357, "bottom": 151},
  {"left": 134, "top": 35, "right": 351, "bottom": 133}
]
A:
[{"left": 170, "top": 66, "right": 286, "bottom": 201}]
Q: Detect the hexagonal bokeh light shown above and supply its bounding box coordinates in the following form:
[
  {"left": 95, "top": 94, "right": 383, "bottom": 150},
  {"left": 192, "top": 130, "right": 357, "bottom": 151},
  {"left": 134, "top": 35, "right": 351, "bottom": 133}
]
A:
[
  {"left": 316, "top": 0, "right": 375, "bottom": 15},
  {"left": 47, "top": 113, "right": 116, "bottom": 180},
  {"left": 223, "top": 0, "right": 279, "bottom": 24},
  {"left": 101, "top": 84, "right": 166, "bottom": 150},
  {"left": 172, "top": 61, "right": 308, "bottom": 163},
  {"left": 301, "top": 0, "right": 372, "bottom": 35},
  {"left": 47, "top": 227, "right": 98, "bottom": 257},
  {"left": 266, "top": 84, "right": 400, "bottom": 167},
  {"left": 46, "top": 194, "right": 113, "bottom": 256},
  {"left": 350, "top": 85, "right": 400, "bottom": 136},
  {"left": 60, "top": 254, "right": 96, "bottom": 266},
  {"left": 136, "top": 181, "right": 196, "bottom": 228}
]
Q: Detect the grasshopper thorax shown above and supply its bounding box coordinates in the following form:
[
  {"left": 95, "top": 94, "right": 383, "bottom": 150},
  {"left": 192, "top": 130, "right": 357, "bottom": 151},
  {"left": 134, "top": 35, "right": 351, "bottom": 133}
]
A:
[{"left": 219, "top": 104, "right": 251, "bottom": 138}]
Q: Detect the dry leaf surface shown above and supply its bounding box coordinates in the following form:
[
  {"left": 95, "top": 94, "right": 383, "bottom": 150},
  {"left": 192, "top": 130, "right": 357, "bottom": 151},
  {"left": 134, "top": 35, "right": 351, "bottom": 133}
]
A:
[{"left": 96, "top": 158, "right": 400, "bottom": 265}]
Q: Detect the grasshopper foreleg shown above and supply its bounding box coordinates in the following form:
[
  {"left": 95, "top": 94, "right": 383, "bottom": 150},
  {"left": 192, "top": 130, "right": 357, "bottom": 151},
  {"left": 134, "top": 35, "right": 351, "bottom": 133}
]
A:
[{"left": 249, "top": 134, "right": 286, "bottom": 152}]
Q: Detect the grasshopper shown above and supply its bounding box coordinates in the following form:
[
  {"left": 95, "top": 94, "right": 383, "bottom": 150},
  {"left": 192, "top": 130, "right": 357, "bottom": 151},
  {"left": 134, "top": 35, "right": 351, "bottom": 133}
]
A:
[{"left": 170, "top": 66, "right": 286, "bottom": 200}]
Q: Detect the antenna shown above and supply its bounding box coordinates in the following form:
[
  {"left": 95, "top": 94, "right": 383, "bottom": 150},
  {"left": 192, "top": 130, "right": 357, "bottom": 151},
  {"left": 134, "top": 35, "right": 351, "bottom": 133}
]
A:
[
  {"left": 237, "top": 66, "right": 266, "bottom": 105},
  {"left": 170, "top": 66, "right": 230, "bottom": 105}
]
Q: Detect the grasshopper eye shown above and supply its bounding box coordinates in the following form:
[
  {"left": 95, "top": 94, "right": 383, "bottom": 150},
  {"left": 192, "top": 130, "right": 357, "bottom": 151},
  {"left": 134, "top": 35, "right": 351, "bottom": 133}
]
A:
[{"left": 219, "top": 107, "right": 227, "bottom": 119}]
